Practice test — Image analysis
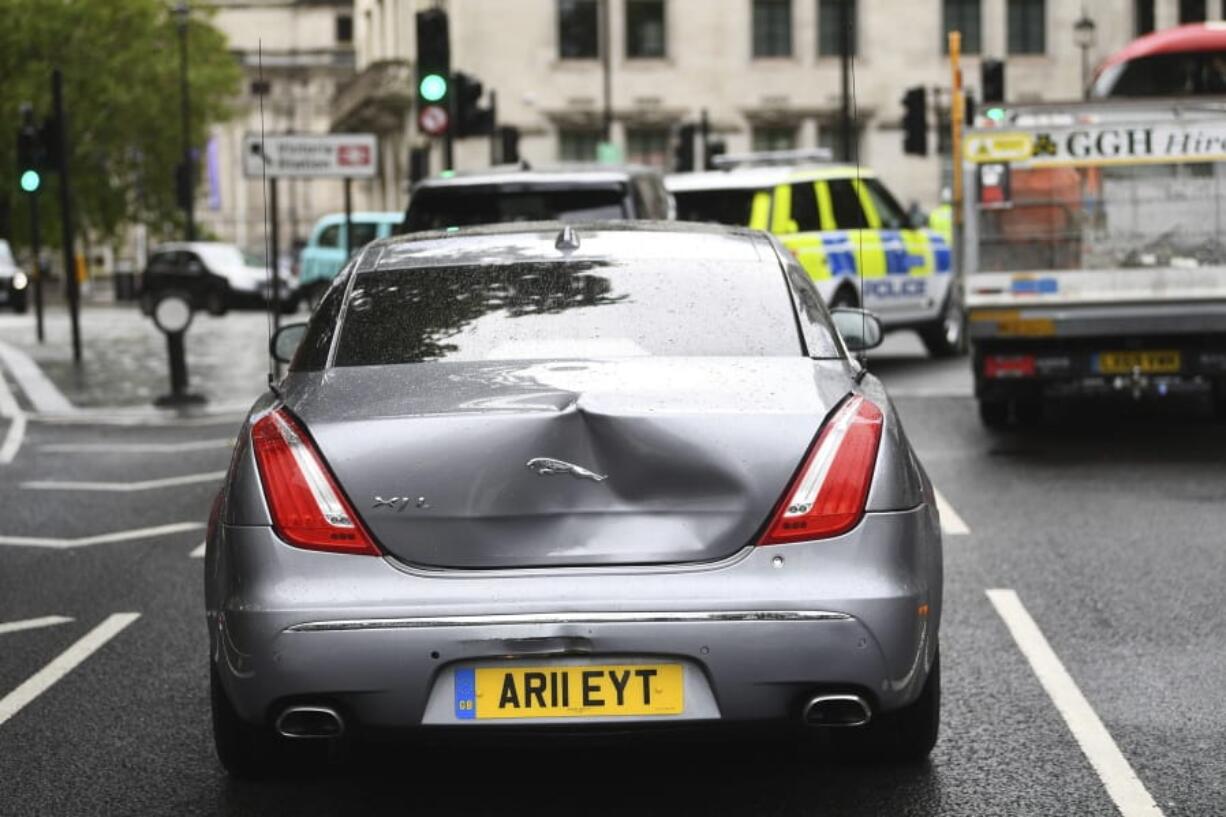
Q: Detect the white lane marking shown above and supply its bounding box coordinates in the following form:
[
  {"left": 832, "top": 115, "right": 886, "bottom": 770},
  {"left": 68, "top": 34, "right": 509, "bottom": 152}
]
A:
[
  {"left": 189, "top": 541, "right": 206, "bottom": 559},
  {"left": 39, "top": 439, "right": 234, "bottom": 454},
  {"left": 0, "top": 521, "right": 205, "bottom": 550},
  {"left": 0, "top": 410, "right": 26, "bottom": 466},
  {"left": 0, "top": 339, "right": 77, "bottom": 414},
  {"left": 987, "top": 589, "right": 1165, "bottom": 817},
  {"left": 0, "top": 366, "right": 27, "bottom": 465},
  {"left": 0, "top": 615, "right": 74, "bottom": 635},
  {"left": 31, "top": 410, "right": 248, "bottom": 427},
  {"left": 934, "top": 489, "right": 970, "bottom": 535},
  {"left": 0, "top": 613, "right": 140, "bottom": 728},
  {"left": 22, "top": 470, "right": 226, "bottom": 492}
]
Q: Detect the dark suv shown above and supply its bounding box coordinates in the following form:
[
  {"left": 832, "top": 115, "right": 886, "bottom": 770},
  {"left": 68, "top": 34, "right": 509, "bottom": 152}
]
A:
[{"left": 400, "top": 164, "right": 674, "bottom": 233}]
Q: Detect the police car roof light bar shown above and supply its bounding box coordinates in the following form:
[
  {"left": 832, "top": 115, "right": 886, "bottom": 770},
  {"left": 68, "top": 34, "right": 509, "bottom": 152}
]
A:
[{"left": 711, "top": 148, "right": 835, "bottom": 170}]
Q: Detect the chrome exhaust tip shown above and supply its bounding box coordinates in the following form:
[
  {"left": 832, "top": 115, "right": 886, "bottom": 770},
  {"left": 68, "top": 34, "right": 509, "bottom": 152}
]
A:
[
  {"left": 801, "top": 694, "right": 872, "bottom": 727},
  {"left": 275, "top": 705, "right": 344, "bottom": 739}
]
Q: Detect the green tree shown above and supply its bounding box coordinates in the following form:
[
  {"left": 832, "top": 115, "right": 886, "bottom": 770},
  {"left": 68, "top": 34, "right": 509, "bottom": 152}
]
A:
[{"left": 0, "top": 0, "right": 241, "bottom": 250}]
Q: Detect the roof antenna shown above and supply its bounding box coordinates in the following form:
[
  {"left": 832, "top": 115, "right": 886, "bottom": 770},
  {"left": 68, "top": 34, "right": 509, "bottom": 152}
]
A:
[
  {"left": 257, "top": 40, "right": 281, "bottom": 398},
  {"left": 845, "top": 2, "right": 870, "bottom": 381}
]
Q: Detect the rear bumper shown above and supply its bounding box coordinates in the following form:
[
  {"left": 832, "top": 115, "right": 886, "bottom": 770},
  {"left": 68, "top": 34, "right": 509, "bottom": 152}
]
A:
[
  {"left": 206, "top": 505, "right": 942, "bottom": 732},
  {"left": 971, "top": 334, "right": 1226, "bottom": 401}
]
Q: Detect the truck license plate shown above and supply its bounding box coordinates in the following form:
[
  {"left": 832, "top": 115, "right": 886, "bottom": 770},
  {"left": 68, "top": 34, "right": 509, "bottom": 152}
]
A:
[
  {"left": 1095, "top": 350, "right": 1181, "bottom": 375},
  {"left": 454, "top": 663, "right": 684, "bottom": 720}
]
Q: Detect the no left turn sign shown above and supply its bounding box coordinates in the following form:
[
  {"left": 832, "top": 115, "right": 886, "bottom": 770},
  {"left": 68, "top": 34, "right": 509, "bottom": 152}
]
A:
[{"left": 419, "top": 104, "right": 450, "bottom": 137}]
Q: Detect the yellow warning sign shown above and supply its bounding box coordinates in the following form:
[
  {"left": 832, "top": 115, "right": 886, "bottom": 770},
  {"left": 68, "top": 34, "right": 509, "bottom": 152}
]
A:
[{"left": 964, "top": 132, "right": 1034, "bottom": 163}]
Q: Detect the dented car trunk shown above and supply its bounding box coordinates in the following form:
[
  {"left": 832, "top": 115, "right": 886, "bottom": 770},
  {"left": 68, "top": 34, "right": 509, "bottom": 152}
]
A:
[{"left": 288, "top": 358, "right": 852, "bottom": 569}]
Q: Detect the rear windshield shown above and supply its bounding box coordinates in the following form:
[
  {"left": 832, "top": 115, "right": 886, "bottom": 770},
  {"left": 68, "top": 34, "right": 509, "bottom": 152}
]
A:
[
  {"left": 673, "top": 188, "right": 762, "bottom": 226},
  {"left": 331, "top": 261, "right": 820, "bottom": 366},
  {"left": 403, "top": 187, "right": 628, "bottom": 232}
]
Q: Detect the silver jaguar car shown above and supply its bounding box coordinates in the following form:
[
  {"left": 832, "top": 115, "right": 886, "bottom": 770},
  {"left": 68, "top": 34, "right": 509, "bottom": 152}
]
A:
[{"left": 205, "top": 221, "right": 943, "bottom": 777}]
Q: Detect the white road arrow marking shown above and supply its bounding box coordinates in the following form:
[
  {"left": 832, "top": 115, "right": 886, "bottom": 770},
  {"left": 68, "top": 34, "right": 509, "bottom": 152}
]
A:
[
  {"left": 934, "top": 488, "right": 970, "bottom": 535},
  {"left": 0, "top": 365, "right": 26, "bottom": 465},
  {"left": 0, "top": 521, "right": 205, "bottom": 549},
  {"left": 39, "top": 439, "right": 234, "bottom": 454},
  {"left": 189, "top": 541, "right": 206, "bottom": 559},
  {"left": 21, "top": 471, "right": 226, "bottom": 492},
  {"left": 0, "top": 613, "right": 140, "bottom": 728},
  {"left": 0, "top": 616, "right": 74, "bottom": 635},
  {"left": 987, "top": 589, "right": 1164, "bottom": 817}
]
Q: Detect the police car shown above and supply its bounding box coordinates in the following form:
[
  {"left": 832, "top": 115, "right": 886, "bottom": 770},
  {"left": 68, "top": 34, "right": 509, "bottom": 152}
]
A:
[{"left": 667, "top": 151, "right": 963, "bottom": 357}]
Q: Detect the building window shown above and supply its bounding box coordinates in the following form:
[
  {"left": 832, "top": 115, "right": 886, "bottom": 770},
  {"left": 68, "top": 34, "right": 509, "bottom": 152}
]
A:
[
  {"left": 1007, "top": 0, "right": 1045, "bottom": 55},
  {"left": 817, "top": 0, "right": 856, "bottom": 57},
  {"left": 627, "top": 0, "right": 666, "bottom": 58},
  {"left": 559, "top": 128, "right": 602, "bottom": 161},
  {"left": 336, "top": 14, "right": 353, "bottom": 44},
  {"left": 752, "top": 125, "right": 797, "bottom": 152},
  {"left": 1180, "top": 0, "right": 1206, "bottom": 22},
  {"left": 752, "top": 0, "right": 792, "bottom": 58},
  {"left": 942, "top": 0, "right": 980, "bottom": 54},
  {"left": 559, "top": 0, "right": 600, "bottom": 59},
  {"left": 626, "top": 127, "right": 670, "bottom": 166},
  {"left": 1134, "top": 0, "right": 1154, "bottom": 34},
  {"left": 817, "top": 120, "right": 862, "bottom": 162}
]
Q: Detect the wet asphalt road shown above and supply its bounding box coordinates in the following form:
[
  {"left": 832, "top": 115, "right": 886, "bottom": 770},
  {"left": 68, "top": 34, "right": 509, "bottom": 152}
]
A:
[{"left": 0, "top": 317, "right": 1224, "bottom": 816}]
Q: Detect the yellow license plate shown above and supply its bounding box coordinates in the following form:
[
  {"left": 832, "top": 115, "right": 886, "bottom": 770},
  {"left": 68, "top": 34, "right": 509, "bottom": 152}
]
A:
[
  {"left": 1095, "top": 350, "right": 1181, "bottom": 375},
  {"left": 996, "top": 318, "right": 1055, "bottom": 337},
  {"left": 454, "top": 663, "right": 684, "bottom": 720}
]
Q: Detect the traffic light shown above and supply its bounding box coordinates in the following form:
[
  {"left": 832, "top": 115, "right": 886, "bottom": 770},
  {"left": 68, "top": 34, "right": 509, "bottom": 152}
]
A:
[
  {"left": 704, "top": 138, "right": 727, "bottom": 171},
  {"left": 902, "top": 86, "right": 927, "bottom": 156},
  {"left": 416, "top": 9, "right": 451, "bottom": 136},
  {"left": 16, "top": 105, "right": 41, "bottom": 193},
  {"left": 982, "top": 59, "right": 1005, "bottom": 104},
  {"left": 454, "top": 72, "right": 495, "bottom": 137},
  {"left": 674, "top": 123, "right": 696, "bottom": 172}
]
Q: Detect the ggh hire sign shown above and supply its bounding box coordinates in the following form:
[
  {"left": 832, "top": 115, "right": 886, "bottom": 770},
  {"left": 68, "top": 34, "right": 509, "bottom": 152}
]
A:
[{"left": 1027, "top": 124, "right": 1226, "bottom": 167}]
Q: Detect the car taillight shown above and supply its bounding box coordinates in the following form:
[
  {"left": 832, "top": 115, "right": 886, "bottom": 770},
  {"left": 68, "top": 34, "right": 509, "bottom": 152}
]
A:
[
  {"left": 984, "top": 354, "right": 1036, "bottom": 378},
  {"left": 758, "top": 395, "right": 883, "bottom": 545},
  {"left": 250, "top": 409, "right": 379, "bottom": 555}
]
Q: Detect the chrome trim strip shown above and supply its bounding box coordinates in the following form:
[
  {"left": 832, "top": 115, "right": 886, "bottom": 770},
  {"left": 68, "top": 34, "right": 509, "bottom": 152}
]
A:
[{"left": 286, "top": 609, "right": 852, "bottom": 633}]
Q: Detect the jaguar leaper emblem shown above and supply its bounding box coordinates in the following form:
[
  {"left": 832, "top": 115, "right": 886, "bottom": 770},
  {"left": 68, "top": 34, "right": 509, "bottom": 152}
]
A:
[{"left": 525, "top": 457, "right": 607, "bottom": 482}]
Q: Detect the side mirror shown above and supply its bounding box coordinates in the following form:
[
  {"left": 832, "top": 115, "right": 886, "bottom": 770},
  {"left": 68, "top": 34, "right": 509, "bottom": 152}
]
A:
[
  {"left": 831, "top": 307, "right": 884, "bottom": 353},
  {"left": 271, "top": 322, "right": 308, "bottom": 365}
]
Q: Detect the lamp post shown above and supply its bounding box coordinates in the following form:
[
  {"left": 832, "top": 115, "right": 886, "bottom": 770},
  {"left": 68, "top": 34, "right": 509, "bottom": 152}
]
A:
[
  {"left": 1073, "top": 12, "right": 1097, "bottom": 99},
  {"left": 173, "top": 1, "right": 195, "bottom": 241}
]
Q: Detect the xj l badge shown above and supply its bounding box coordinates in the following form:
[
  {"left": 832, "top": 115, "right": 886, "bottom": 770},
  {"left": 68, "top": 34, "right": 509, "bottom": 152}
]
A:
[{"left": 525, "top": 457, "right": 607, "bottom": 482}]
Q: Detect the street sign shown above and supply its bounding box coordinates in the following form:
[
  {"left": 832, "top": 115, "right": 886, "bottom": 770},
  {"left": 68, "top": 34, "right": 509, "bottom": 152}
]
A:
[
  {"left": 418, "top": 105, "right": 450, "bottom": 137},
  {"left": 242, "top": 133, "right": 377, "bottom": 179},
  {"left": 964, "top": 132, "right": 1035, "bottom": 164}
]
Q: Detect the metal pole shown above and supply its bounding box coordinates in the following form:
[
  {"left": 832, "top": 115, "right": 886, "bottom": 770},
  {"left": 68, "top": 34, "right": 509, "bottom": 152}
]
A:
[
  {"left": 178, "top": 7, "right": 195, "bottom": 241},
  {"left": 444, "top": 75, "right": 456, "bottom": 172},
  {"left": 28, "top": 189, "right": 44, "bottom": 343},
  {"left": 700, "top": 109, "right": 710, "bottom": 170},
  {"left": 343, "top": 178, "right": 353, "bottom": 261},
  {"left": 269, "top": 179, "right": 280, "bottom": 341},
  {"left": 52, "top": 68, "right": 81, "bottom": 365},
  {"left": 1080, "top": 46, "right": 1090, "bottom": 99},
  {"left": 838, "top": 0, "right": 852, "bottom": 162},
  {"left": 601, "top": 0, "right": 613, "bottom": 142},
  {"left": 489, "top": 90, "right": 498, "bottom": 165}
]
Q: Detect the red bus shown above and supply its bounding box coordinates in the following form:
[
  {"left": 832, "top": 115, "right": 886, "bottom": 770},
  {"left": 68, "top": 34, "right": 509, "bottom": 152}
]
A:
[{"left": 1091, "top": 22, "right": 1226, "bottom": 97}]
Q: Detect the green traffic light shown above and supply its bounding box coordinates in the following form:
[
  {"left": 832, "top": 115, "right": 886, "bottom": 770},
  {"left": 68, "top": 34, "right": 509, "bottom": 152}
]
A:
[
  {"left": 19, "top": 169, "right": 40, "bottom": 193},
  {"left": 419, "top": 73, "right": 448, "bottom": 102},
  {"left": 986, "top": 107, "right": 1006, "bottom": 122}
]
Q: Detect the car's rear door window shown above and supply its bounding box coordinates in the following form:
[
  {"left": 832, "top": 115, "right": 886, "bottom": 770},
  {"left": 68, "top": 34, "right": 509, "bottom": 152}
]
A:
[
  {"left": 673, "top": 188, "right": 762, "bottom": 226},
  {"left": 332, "top": 259, "right": 836, "bottom": 366},
  {"left": 405, "top": 187, "right": 628, "bottom": 231},
  {"left": 825, "top": 179, "right": 871, "bottom": 230}
]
